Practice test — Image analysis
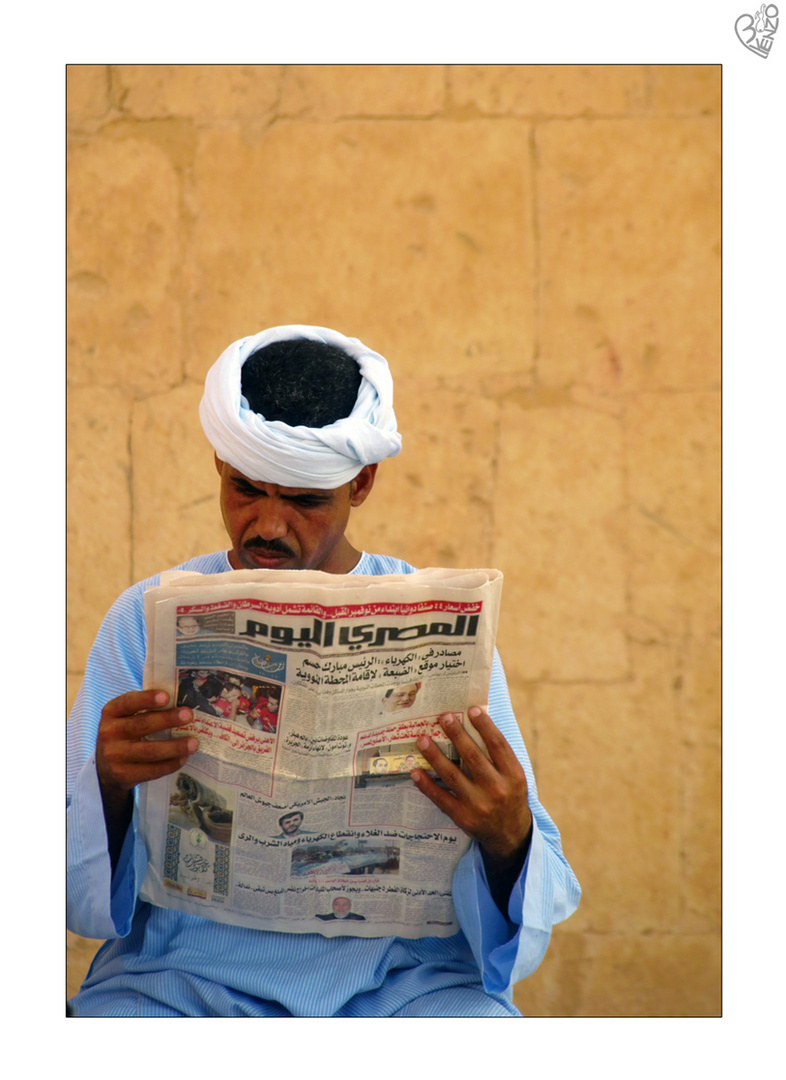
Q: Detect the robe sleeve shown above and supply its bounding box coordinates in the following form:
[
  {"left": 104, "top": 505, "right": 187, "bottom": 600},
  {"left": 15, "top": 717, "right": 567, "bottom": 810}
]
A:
[
  {"left": 451, "top": 650, "right": 581, "bottom": 995},
  {"left": 66, "top": 581, "right": 155, "bottom": 939}
]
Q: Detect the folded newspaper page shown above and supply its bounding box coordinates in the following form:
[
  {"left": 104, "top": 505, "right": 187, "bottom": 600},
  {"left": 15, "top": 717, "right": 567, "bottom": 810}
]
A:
[{"left": 139, "top": 567, "right": 502, "bottom": 939}]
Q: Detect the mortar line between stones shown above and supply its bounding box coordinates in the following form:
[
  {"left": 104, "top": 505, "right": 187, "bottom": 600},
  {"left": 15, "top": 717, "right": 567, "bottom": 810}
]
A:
[
  {"left": 674, "top": 634, "right": 688, "bottom": 928},
  {"left": 127, "top": 403, "right": 135, "bottom": 587},
  {"left": 487, "top": 401, "right": 501, "bottom": 568},
  {"left": 529, "top": 121, "right": 541, "bottom": 380},
  {"left": 619, "top": 399, "right": 634, "bottom": 683}
]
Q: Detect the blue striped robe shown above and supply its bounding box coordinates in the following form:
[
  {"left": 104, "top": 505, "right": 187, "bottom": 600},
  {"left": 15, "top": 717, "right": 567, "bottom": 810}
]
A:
[{"left": 67, "top": 551, "right": 580, "bottom": 1016}]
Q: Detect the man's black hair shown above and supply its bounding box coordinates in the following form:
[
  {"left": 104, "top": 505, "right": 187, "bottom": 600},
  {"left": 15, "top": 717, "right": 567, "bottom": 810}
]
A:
[{"left": 241, "top": 339, "right": 362, "bottom": 428}]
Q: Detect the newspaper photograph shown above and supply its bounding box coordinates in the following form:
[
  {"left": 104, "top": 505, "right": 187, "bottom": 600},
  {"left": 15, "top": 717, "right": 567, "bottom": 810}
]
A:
[{"left": 139, "top": 567, "right": 502, "bottom": 939}]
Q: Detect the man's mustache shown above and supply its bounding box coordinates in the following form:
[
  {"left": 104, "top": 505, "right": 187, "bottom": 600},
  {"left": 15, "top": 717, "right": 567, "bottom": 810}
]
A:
[{"left": 243, "top": 537, "right": 296, "bottom": 558}]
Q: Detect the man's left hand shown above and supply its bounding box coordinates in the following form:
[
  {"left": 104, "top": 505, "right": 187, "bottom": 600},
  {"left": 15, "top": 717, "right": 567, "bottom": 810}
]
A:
[{"left": 411, "top": 707, "right": 533, "bottom": 882}]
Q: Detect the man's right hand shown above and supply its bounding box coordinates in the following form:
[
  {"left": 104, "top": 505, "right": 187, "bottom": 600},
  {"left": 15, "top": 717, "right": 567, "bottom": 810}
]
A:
[{"left": 95, "top": 690, "right": 197, "bottom": 869}]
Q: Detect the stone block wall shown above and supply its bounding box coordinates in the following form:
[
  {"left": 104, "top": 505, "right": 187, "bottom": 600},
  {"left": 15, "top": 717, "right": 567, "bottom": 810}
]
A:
[{"left": 67, "top": 65, "right": 720, "bottom": 1015}]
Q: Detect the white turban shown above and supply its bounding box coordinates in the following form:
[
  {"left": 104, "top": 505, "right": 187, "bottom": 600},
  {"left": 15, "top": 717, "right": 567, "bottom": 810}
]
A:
[{"left": 199, "top": 325, "right": 402, "bottom": 488}]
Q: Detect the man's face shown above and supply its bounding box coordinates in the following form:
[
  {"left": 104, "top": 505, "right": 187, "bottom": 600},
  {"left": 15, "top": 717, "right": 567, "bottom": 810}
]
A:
[
  {"left": 386, "top": 684, "right": 419, "bottom": 711},
  {"left": 371, "top": 758, "right": 388, "bottom": 773},
  {"left": 332, "top": 898, "right": 351, "bottom": 918},
  {"left": 280, "top": 813, "right": 303, "bottom": 835},
  {"left": 216, "top": 458, "right": 376, "bottom": 574},
  {"left": 178, "top": 617, "right": 200, "bottom": 636}
]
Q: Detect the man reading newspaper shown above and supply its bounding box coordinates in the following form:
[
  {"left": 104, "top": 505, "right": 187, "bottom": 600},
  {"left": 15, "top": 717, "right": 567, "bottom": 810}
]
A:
[{"left": 67, "top": 325, "right": 580, "bottom": 1017}]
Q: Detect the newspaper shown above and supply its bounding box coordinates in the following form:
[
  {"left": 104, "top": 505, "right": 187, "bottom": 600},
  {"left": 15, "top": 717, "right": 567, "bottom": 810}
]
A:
[{"left": 139, "top": 566, "right": 503, "bottom": 939}]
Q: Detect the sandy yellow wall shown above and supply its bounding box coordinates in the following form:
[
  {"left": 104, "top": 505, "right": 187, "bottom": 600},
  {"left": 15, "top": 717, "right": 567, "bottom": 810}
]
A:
[{"left": 67, "top": 64, "right": 720, "bottom": 1016}]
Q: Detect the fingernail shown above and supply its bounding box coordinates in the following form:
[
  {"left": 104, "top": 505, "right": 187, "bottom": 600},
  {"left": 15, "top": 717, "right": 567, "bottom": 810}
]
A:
[
  {"left": 417, "top": 736, "right": 429, "bottom": 751},
  {"left": 187, "top": 738, "right": 199, "bottom": 753},
  {"left": 469, "top": 707, "right": 482, "bottom": 719},
  {"left": 441, "top": 713, "right": 455, "bottom": 728},
  {"left": 179, "top": 709, "right": 191, "bottom": 722},
  {"left": 410, "top": 769, "right": 422, "bottom": 782},
  {"left": 155, "top": 692, "right": 169, "bottom": 706}
]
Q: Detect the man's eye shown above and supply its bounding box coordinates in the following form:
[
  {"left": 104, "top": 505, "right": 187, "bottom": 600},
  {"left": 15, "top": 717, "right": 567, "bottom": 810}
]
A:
[
  {"left": 231, "top": 481, "right": 326, "bottom": 508},
  {"left": 291, "top": 496, "right": 327, "bottom": 509}
]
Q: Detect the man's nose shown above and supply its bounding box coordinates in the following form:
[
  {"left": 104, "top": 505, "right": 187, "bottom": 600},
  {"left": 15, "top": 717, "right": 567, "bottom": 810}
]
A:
[{"left": 254, "top": 501, "right": 288, "bottom": 540}]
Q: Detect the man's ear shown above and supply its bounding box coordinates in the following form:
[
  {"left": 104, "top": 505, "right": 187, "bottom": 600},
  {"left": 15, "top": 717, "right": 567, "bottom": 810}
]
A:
[
  {"left": 349, "top": 464, "right": 378, "bottom": 507},
  {"left": 214, "top": 453, "right": 225, "bottom": 476}
]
